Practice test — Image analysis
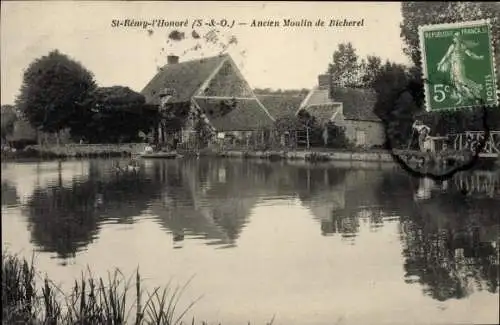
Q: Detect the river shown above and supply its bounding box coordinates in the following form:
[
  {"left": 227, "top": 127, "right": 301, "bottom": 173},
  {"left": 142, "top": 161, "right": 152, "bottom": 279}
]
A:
[{"left": 1, "top": 158, "right": 499, "bottom": 325}]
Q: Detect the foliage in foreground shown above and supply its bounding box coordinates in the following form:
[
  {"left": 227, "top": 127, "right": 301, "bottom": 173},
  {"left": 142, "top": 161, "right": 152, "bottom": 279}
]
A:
[
  {"left": 2, "top": 251, "right": 277, "bottom": 325},
  {"left": 2, "top": 251, "right": 202, "bottom": 325}
]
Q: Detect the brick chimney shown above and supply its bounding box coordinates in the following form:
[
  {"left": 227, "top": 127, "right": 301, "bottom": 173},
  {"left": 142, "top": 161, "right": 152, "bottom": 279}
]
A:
[
  {"left": 167, "top": 55, "right": 179, "bottom": 65},
  {"left": 318, "top": 74, "right": 331, "bottom": 90}
]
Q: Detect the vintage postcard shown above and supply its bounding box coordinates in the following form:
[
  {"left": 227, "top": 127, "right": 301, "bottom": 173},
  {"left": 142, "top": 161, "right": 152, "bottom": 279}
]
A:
[{"left": 1, "top": 2, "right": 499, "bottom": 325}]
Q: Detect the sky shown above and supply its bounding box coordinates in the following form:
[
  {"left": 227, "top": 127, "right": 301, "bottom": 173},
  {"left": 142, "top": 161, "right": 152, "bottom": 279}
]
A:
[{"left": 1, "top": 1, "right": 411, "bottom": 105}]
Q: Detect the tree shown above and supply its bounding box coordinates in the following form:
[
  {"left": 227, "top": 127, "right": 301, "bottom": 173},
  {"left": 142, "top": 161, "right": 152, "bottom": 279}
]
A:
[
  {"left": 328, "top": 42, "right": 363, "bottom": 88},
  {"left": 15, "top": 50, "right": 97, "bottom": 136},
  {"left": 1, "top": 105, "right": 18, "bottom": 143},
  {"left": 192, "top": 109, "right": 215, "bottom": 148},
  {"left": 360, "top": 55, "right": 383, "bottom": 88},
  {"left": 371, "top": 61, "right": 419, "bottom": 148},
  {"left": 296, "top": 110, "right": 326, "bottom": 148},
  {"left": 324, "top": 121, "right": 352, "bottom": 149},
  {"left": 274, "top": 114, "right": 303, "bottom": 135},
  {"left": 71, "top": 86, "right": 158, "bottom": 143}
]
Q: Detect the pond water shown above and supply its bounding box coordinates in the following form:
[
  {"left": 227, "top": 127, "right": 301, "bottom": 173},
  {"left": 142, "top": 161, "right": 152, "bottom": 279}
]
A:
[{"left": 2, "top": 158, "right": 499, "bottom": 325}]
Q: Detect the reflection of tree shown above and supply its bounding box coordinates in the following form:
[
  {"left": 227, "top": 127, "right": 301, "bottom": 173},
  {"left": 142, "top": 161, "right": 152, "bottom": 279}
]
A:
[
  {"left": 1, "top": 180, "right": 19, "bottom": 207},
  {"left": 23, "top": 169, "right": 163, "bottom": 259},
  {"left": 301, "top": 167, "right": 395, "bottom": 239},
  {"left": 400, "top": 194, "right": 499, "bottom": 301},
  {"left": 24, "top": 183, "right": 100, "bottom": 259},
  {"left": 370, "top": 171, "right": 499, "bottom": 301}
]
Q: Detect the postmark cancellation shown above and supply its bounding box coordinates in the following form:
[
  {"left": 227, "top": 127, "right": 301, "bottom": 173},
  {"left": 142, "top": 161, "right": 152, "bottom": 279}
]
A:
[{"left": 418, "top": 19, "right": 499, "bottom": 112}]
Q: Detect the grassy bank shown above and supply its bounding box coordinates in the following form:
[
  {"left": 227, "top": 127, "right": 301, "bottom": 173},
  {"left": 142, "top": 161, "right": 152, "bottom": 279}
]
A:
[
  {"left": 190, "top": 148, "right": 396, "bottom": 163},
  {"left": 1, "top": 147, "right": 131, "bottom": 161},
  {"left": 3, "top": 251, "right": 250, "bottom": 325}
]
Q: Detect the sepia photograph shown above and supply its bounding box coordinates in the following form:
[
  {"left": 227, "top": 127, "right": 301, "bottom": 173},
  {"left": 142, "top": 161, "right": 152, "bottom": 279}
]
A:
[{"left": 1, "top": 1, "right": 499, "bottom": 324}]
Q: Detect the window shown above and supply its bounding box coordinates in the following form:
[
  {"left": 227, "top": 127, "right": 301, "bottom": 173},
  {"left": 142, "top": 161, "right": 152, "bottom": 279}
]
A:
[{"left": 355, "top": 130, "right": 366, "bottom": 146}]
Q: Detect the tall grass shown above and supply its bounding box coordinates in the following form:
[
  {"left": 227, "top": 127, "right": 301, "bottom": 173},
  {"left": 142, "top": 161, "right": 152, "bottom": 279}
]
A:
[{"left": 2, "top": 251, "right": 203, "bottom": 325}]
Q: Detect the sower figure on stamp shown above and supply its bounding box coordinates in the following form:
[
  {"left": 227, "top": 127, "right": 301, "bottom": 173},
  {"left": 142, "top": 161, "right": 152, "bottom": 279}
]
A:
[{"left": 437, "top": 31, "right": 485, "bottom": 105}]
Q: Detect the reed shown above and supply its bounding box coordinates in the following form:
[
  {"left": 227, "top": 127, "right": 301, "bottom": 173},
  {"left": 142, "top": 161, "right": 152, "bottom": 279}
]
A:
[{"left": 2, "top": 251, "right": 205, "bottom": 325}]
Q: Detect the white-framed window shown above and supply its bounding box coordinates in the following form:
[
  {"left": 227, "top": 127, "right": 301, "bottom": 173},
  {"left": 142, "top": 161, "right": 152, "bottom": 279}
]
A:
[{"left": 355, "top": 130, "right": 366, "bottom": 146}]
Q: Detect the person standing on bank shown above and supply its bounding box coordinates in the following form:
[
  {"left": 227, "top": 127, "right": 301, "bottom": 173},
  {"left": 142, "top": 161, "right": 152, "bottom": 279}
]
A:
[{"left": 412, "top": 120, "right": 432, "bottom": 152}]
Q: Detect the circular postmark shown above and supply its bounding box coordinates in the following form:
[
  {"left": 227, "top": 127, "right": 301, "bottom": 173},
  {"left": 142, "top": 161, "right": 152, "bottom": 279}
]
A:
[
  {"left": 391, "top": 19, "right": 500, "bottom": 182},
  {"left": 382, "top": 76, "right": 494, "bottom": 182}
]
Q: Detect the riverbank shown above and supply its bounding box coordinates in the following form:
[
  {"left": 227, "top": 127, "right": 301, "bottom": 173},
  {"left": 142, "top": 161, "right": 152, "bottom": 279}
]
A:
[
  {"left": 2, "top": 145, "right": 396, "bottom": 163},
  {"left": 1, "top": 251, "right": 210, "bottom": 325},
  {"left": 1, "top": 143, "right": 147, "bottom": 161},
  {"left": 3, "top": 144, "right": 499, "bottom": 168},
  {"left": 179, "top": 147, "right": 399, "bottom": 164}
]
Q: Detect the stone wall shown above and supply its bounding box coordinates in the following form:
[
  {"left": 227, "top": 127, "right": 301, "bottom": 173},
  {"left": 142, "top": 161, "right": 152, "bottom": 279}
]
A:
[{"left": 342, "top": 120, "right": 385, "bottom": 147}]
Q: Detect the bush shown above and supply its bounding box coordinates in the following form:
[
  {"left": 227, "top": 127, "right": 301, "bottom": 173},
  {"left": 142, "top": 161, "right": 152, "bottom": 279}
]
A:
[{"left": 324, "top": 122, "right": 353, "bottom": 149}]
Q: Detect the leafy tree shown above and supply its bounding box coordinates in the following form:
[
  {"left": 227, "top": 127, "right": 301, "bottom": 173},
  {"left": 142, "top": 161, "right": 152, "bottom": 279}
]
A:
[
  {"left": 324, "top": 121, "right": 352, "bottom": 149},
  {"left": 328, "top": 42, "right": 363, "bottom": 88},
  {"left": 296, "top": 110, "right": 328, "bottom": 147},
  {"left": 72, "top": 86, "right": 158, "bottom": 143},
  {"left": 192, "top": 109, "right": 215, "bottom": 147},
  {"left": 371, "top": 61, "right": 419, "bottom": 148},
  {"left": 15, "top": 50, "right": 97, "bottom": 136},
  {"left": 1, "top": 105, "right": 18, "bottom": 143},
  {"left": 292, "top": 110, "right": 352, "bottom": 148},
  {"left": 274, "top": 114, "right": 303, "bottom": 135},
  {"left": 360, "top": 55, "right": 383, "bottom": 88}
]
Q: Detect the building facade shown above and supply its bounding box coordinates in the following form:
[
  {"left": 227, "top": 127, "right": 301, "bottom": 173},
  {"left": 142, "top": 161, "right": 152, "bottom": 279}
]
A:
[
  {"left": 141, "top": 54, "right": 274, "bottom": 148},
  {"left": 298, "top": 74, "right": 385, "bottom": 148}
]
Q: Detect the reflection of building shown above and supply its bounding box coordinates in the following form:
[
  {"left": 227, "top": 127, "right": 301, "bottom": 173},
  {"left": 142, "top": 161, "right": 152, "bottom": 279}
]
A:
[
  {"left": 304, "top": 169, "right": 394, "bottom": 237},
  {"left": 141, "top": 54, "right": 274, "bottom": 145},
  {"left": 298, "top": 74, "right": 385, "bottom": 148},
  {"left": 1, "top": 181, "right": 19, "bottom": 207},
  {"left": 147, "top": 159, "right": 263, "bottom": 246}
]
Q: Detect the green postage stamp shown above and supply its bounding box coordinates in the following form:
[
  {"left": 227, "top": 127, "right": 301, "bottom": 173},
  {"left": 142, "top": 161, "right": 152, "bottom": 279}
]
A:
[{"left": 419, "top": 19, "right": 499, "bottom": 112}]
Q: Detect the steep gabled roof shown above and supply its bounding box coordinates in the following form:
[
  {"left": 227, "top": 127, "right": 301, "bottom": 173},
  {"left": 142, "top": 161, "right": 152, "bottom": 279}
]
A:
[
  {"left": 300, "top": 88, "right": 331, "bottom": 107},
  {"left": 299, "top": 86, "right": 381, "bottom": 123},
  {"left": 194, "top": 97, "right": 274, "bottom": 131},
  {"left": 141, "top": 54, "right": 228, "bottom": 105},
  {"left": 301, "top": 103, "right": 342, "bottom": 124},
  {"left": 256, "top": 94, "right": 307, "bottom": 119},
  {"left": 331, "top": 87, "right": 380, "bottom": 122}
]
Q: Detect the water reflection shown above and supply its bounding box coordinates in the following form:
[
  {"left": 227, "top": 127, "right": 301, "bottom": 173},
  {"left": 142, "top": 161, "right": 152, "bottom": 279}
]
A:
[
  {"left": 1, "top": 158, "right": 499, "bottom": 303},
  {"left": 2, "top": 180, "right": 19, "bottom": 207},
  {"left": 400, "top": 195, "right": 499, "bottom": 301},
  {"left": 148, "top": 159, "right": 263, "bottom": 247},
  {"left": 21, "top": 160, "right": 164, "bottom": 258},
  {"left": 397, "top": 172, "right": 499, "bottom": 301}
]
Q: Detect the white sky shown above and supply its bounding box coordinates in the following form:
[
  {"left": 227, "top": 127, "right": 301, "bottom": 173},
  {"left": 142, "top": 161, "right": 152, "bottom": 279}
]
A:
[{"left": 1, "top": 1, "right": 411, "bottom": 105}]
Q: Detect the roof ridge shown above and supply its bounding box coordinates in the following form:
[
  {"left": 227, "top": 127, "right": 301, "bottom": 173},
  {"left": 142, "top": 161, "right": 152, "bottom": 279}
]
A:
[
  {"left": 221, "top": 55, "right": 276, "bottom": 123},
  {"left": 157, "top": 53, "right": 229, "bottom": 70},
  {"left": 255, "top": 94, "right": 307, "bottom": 97},
  {"left": 331, "top": 85, "right": 376, "bottom": 93}
]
